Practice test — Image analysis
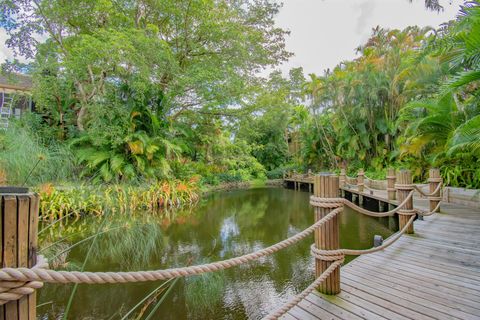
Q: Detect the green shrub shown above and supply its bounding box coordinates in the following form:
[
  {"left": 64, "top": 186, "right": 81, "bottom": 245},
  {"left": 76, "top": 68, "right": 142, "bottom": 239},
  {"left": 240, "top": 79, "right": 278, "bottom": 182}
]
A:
[{"left": 266, "top": 163, "right": 302, "bottom": 179}]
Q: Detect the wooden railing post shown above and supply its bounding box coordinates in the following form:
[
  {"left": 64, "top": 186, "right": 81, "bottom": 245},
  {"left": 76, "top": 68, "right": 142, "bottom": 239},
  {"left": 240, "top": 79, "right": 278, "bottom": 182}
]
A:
[
  {"left": 313, "top": 174, "right": 340, "bottom": 295},
  {"left": 357, "top": 169, "right": 365, "bottom": 193},
  {"left": 396, "top": 170, "right": 415, "bottom": 234},
  {"left": 387, "top": 168, "right": 396, "bottom": 201},
  {"left": 1, "top": 188, "right": 39, "bottom": 320},
  {"left": 339, "top": 168, "right": 346, "bottom": 188},
  {"left": 428, "top": 168, "right": 442, "bottom": 213}
]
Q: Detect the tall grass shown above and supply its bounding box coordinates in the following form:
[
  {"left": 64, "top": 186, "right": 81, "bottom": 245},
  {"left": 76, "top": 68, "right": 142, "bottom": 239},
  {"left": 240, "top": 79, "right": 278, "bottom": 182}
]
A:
[
  {"left": 185, "top": 272, "right": 225, "bottom": 314},
  {"left": 37, "top": 180, "right": 200, "bottom": 221},
  {"left": 0, "top": 123, "right": 77, "bottom": 185}
]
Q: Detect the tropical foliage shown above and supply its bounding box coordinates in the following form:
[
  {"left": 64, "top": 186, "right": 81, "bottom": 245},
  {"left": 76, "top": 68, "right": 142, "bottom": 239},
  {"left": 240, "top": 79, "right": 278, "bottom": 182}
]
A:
[{"left": 298, "top": 1, "right": 480, "bottom": 187}]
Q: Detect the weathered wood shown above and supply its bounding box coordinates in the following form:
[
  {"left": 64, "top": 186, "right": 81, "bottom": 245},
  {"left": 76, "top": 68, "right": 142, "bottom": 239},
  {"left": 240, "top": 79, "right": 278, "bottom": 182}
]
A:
[
  {"left": 387, "top": 168, "right": 396, "bottom": 201},
  {"left": 305, "top": 293, "right": 362, "bottom": 320},
  {"left": 339, "top": 169, "right": 346, "bottom": 188},
  {"left": 17, "top": 197, "right": 29, "bottom": 320},
  {"left": 340, "top": 283, "right": 434, "bottom": 320},
  {"left": 357, "top": 169, "right": 364, "bottom": 193},
  {"left": 429, "top": 168, "right": 441, "bottom": 213},
  {"left": 396, "top": 169, "right": 414, "bottom": 234},
  {"left": 320, "top": 292, "right": 388, "bottom": 319},
  {"left": 313, "top": 174, "right": 340, "bottom": 295},
  {"left": 297, "top": 298, "right": 340, "bottom": 319},
  {"left": 1, "top": 193, "right": 39, "bottom": 320},
  {"left": 4, "top": 196, "right": 18, "bottom": 320},
  {"left": 27, "top": 194, "right": 39, "bottom": 320}
]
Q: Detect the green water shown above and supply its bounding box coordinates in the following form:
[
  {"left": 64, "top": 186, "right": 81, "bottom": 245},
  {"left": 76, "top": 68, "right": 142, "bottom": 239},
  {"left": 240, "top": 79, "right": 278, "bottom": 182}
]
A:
[{"left": 37, "top": 187, "right": 395, "bottom": 319}]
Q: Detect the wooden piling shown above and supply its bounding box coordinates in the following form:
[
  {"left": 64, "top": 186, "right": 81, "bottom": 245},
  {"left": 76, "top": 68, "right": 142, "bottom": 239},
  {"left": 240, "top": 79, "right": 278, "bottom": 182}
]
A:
[
  {"left": 396, "top": 170, "right": 414, "bottom": 234},
  {"left": 357, "top": 169, "right": 365, "bottom": 193},
  {"left": 313, "top": 174, "right": 340, "bottom": 295},
  {"left": 428, "top": 168, "right": 442, "bottom": 213},
  {"left": 339, "top": 168, "right": 346, "bottom": 188},
  {"left": 1, "top": 191, "right": 39, "bottom": 320},
  {"left": 387, "top": 168, "right": 396, "bottom": 201}
]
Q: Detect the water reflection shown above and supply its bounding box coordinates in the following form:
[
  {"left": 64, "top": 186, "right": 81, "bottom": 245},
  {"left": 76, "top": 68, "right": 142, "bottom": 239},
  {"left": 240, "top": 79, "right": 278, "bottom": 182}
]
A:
[{"left": 38, "top": 187, "right": 394, "bottom": 319}]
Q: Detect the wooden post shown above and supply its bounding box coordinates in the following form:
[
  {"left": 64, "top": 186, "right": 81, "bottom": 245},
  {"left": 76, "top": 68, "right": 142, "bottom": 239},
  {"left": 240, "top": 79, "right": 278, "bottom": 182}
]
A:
[
  {"left": 396, "top": 170, "right": 414, "bottom": 234},
  {"left": 357, "top": 169, "right": 365, "bottom": 193},
  {"left": 313, "top": 174, "right": 340, "bottom": 295},
  {"left": 339, "top": 168, "right": 346, "bottom": 188},
  {"left": 428, "top": 168, "right": 441, "bottom": 213},
  {"left": 387, "top": 168, "right": 396, "bottom": 201},
  {"left": 1, "top": 189, "right": 39, "bottom": 320}
]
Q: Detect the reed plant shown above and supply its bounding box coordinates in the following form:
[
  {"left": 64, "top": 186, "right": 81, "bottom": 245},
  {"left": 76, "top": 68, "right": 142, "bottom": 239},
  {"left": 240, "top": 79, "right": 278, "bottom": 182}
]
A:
[
  {"left": 37, "top": 179, "right": 200, "bottom": 220},
  {"left": 185, "top": 272, "right": 226, "bottom": 315},
  {"left": 0, "top": 124, "right": 77, "bottom": 186}
]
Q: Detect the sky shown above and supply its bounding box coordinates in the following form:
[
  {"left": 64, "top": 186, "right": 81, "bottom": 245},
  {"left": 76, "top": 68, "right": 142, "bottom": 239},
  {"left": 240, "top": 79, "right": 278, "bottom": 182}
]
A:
[
  {"left": 275, "top": 0, "right": 465, "bottom": 76},
  {"left": 0, "top": 0, "right": 465, "bottom": 75}
]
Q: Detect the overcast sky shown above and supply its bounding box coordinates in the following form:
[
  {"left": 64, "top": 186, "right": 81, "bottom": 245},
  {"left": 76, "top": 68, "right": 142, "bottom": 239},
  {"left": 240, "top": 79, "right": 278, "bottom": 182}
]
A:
[
  {"left": 0, "top": 0, "right": 465, "bottom": 75},
  {"left": 275, "top": 0, "right": 465, "bottom": 76}
]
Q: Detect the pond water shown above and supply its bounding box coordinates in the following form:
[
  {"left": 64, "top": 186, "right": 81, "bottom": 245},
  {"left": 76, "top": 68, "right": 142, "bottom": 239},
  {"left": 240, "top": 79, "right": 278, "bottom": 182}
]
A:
[{"left": 38, "top": 187, "right": 396, "bottom": 320}]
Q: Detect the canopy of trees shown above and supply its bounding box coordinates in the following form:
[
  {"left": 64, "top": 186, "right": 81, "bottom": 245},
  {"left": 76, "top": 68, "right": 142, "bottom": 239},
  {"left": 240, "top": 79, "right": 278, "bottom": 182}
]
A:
[{"left": 0, "top": 0, "right": 478, "bottom": 188}]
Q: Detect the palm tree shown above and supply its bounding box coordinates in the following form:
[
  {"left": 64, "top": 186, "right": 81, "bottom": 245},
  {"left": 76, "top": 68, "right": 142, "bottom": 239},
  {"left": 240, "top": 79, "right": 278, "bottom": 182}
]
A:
[{"left": 398, "top": 93, "right": 462, "bottom": 157}]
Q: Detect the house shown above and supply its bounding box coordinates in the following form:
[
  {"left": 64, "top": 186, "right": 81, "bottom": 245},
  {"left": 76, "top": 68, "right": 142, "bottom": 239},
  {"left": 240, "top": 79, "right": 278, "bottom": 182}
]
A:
[{"left": 0, "top": 73, "right": 33, "bottom": 129}]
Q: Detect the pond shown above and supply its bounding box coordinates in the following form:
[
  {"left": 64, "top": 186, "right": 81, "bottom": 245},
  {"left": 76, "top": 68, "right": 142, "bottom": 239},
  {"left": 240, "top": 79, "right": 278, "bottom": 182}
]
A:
[{"left": 38, "top": 187, "right": 396, "bottom": 320}]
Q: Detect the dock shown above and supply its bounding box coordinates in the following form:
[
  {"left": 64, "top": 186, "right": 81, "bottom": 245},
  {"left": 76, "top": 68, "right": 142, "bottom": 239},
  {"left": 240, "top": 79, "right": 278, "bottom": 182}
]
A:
[{"left": 282, "top": 174, "right": 480, "bottom": 320}]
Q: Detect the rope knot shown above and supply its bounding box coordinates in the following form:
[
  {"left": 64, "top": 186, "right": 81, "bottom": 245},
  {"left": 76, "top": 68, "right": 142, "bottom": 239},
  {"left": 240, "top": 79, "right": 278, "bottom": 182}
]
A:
[
  {"left": 310, "top": 196, "right": 344, "bottom": 209},
  {"left": 398, "top": 209, "right": 416, "bottom": 216},
  {"left": 310, "top": 245, "right": 345, "bottom": 263},
  {"left": 0, "top": 256, "right": 48, "bottom": 305},
  {"left": 395, "top": 183, "right": 414, "bottom": 190}
]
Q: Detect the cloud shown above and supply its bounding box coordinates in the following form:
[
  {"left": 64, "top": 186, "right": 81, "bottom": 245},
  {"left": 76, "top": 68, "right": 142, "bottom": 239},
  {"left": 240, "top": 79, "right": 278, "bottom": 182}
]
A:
[{"left": 275, "top": 0, "right": 464, "bottom": 76}]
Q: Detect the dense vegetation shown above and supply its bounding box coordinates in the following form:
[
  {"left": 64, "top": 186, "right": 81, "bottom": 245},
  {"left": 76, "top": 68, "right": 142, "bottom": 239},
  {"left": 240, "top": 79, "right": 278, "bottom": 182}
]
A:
[
  {"left": 0, "top": 0, "right": 479, "bottom": 205},
  {"left": 299, "top": 2, "right": 480, "bottom": 187}
]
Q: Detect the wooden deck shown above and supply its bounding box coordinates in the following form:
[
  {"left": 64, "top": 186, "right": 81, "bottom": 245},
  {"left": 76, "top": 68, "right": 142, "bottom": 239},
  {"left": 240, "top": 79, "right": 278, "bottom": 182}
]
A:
[{"left": 281, "top": 184, "right": 480, "bottom": 320}]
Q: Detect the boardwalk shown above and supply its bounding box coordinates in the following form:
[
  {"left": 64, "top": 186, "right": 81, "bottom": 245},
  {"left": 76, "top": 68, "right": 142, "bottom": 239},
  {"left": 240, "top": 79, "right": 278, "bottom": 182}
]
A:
[{"left": 282, "top": 185, "right": 480, "bottom": 320}]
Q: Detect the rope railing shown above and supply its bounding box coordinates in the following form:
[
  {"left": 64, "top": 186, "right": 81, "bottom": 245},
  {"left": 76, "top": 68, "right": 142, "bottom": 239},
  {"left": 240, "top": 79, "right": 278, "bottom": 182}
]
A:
[
  {"left": 345, "top": 175, "right": 357, "bottom": 182},
  {"left": 310, "top": 190, "right": 415, "bottom": 218},
  {"left": 364, "top": 182, "right": 386, "bottom": 191},
  {"left": 310, "top": 215, "right": 415, "bottom": 260},
  {"left": 0, "top": 208, "right": 343, "bottom": 305},
  {"left": 364, "top": 174, "right": 387, "bottom": 183},
  {"left": 264, "top": 260, "right": 343, "bottom": 320},
  {"left": 412, "top": 181, "right": 443, "bottom": 199}
]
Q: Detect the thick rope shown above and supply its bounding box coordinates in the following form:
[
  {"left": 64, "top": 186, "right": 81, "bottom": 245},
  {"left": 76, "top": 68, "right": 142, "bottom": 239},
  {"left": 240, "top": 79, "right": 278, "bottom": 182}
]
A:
[
  {"left": 0, "top": 256, "right": 49, "bottom": 305},
  {"left": 0, "top": 208, "right": 343, "bottom": 289},
  {"left": 310, "top": 190, "right": 415, "bottom": 217},
  {"left": 415, "top": 201, "right": 442, "bottom": 216},
  {"left": 345, "top": 176, "right": 357, "bottom": 184},
  {"left": 412, "top": 182, "right": 443, "bottom": 198},
  {"left": 364, "top": 175, "right": 387, "bottom": 184},
  {"left": 263, "top": 259, "right": 343, "bottom": 320},
  {"left": 310, "top": 215, "right": 415, "bottom": 259}
]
